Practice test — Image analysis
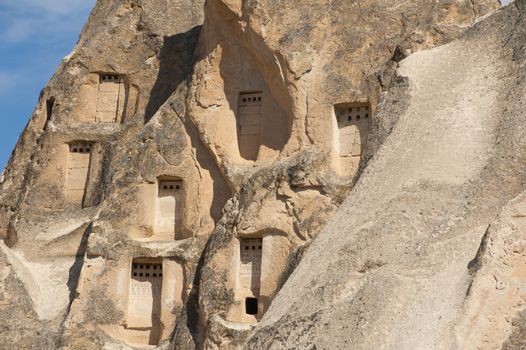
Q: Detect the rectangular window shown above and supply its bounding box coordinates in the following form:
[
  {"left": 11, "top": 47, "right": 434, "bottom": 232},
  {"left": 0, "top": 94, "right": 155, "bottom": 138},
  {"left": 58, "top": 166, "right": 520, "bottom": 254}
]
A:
[
  {"left": 100, "top": 74, "right": 120, "bottom": 83},
  {"left": 245, "top": 297, "right": 258, "bottom": 315},
  {"left": 131, "top": 262, "right": 163, "bottom": 279}
]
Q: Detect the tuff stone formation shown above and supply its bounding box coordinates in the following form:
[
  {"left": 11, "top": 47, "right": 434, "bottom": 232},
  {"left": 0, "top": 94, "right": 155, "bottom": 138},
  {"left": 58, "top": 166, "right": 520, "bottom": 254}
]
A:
[{"left": 1, "top": 0, "right": 524, "bottom": 349}]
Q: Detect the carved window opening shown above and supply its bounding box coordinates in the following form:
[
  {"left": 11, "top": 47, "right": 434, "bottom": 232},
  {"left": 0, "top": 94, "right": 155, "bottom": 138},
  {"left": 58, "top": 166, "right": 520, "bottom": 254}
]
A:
[
  {"left": 156, "top": 179, "right": 183, "bottom": 239},
  {"left": 100, "top": 74, "right": 120, "bottom": 83},
  {"left": 126, "top": 258, "right": 163, "bottom": 345},
  {"left": 44, "top": 98, "right": 55, "bottom": 131},
  {"left": 96, "top": 73, "right": 125, "bottom": 123},
  {"left": 245, "top": 297, "right": 258, "bottom": 315},
  {"left": 334, "top": 102, "right": 371, "bottom": 172},
  {"left": 238, "top": 92, "right": 263, "bottom": 161},
  {"left": 66, "top": 142, "right": 92, "bottom": 205}
]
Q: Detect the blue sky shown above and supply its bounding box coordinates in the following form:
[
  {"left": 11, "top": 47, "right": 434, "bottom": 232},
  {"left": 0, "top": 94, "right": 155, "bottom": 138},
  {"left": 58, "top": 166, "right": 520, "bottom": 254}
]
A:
[
  {"left": 0, "top": 0, "right": 95, "bottom": 171},
  {"left": 0, "top": 0, "right": 513, "bottom": 172}
]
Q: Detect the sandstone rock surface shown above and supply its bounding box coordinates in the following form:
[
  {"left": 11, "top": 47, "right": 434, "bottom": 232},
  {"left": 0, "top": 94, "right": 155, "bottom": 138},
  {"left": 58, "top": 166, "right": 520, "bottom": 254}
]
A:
[
  {"left": 247, "top": 2, "right": 526, "bottom": 349},
  {"left": 2, "top": 0, "right": 523, "bottom": 349}
]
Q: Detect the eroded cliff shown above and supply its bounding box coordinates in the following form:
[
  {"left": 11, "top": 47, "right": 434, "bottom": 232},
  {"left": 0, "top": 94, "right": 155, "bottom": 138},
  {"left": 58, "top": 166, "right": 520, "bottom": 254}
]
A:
[
  {"left": 1, "top": 0, "right": 520, "bottom": 349},
  {"left": 247, "top": 2, "right": 526, "bottom": 349}
]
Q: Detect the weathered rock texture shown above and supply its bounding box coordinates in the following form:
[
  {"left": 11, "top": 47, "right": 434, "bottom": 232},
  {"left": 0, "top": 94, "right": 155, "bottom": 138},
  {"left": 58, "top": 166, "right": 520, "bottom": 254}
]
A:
[
  {"left": 246, "top": 2, "right": 526, "bottom": 349},
  {"left": 2, "top": 0, "right": 522, "bottom": 349}
]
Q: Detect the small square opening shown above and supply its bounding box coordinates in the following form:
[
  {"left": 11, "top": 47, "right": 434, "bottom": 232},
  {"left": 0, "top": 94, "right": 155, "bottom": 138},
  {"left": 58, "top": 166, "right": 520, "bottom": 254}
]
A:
[
  {"left": 245, "top": 297, "right": 258, "bottom": 315},
  {"left": 100, "top": 74, "right": 120, "bottom": 83}
]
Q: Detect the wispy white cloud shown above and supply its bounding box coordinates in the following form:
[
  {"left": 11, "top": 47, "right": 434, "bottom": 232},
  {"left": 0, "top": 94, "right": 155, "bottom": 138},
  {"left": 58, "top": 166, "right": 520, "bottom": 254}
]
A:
[
  {"left": 0, "top": 0, "right": 95, "bottom": 94},
  {"left": 0, "top": 0, "right": 95, "bottom": 44},
  {"left": 0, "top": 1, "right": 95, "bottom": 171}
]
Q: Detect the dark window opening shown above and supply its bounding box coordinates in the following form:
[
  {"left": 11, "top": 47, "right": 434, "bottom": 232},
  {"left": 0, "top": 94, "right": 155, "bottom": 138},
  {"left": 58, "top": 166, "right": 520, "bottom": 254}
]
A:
[
  {"left": 45, "top": 98, "right": 55, "bottom": 131},
  {"left": 100, "top": 74, "right": 120, "bottom": 83},
  {"left": 245, "top": 297, "right": 258, "bottom": 315}
]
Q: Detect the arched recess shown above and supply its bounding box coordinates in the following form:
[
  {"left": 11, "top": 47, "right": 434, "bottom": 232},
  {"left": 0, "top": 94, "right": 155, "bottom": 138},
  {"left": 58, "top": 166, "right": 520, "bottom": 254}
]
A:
[{"left": 189, "top": 19, "right": 293, "bottom": 166}]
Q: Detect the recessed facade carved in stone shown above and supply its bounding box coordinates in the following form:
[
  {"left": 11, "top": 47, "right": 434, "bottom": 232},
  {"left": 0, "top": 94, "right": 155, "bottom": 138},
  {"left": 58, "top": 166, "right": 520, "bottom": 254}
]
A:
[
  {"left": 66, "top": 142, "right": 92, "bottom": 205},
  {"left": 334, "top": 102, "right": 371, "bottom": 174},
  {"left": 238, "top": 92, "right": 263, "bottom": 161}
]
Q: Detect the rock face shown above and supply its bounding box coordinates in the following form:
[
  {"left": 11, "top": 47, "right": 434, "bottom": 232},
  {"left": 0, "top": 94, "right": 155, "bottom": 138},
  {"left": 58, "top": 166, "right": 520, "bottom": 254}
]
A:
[
  {"left": 247, "top": 2, "right": 526, "bottom": 349},
  {"left": 3, "top": 0, "right": 523, "bottom": 349}
]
